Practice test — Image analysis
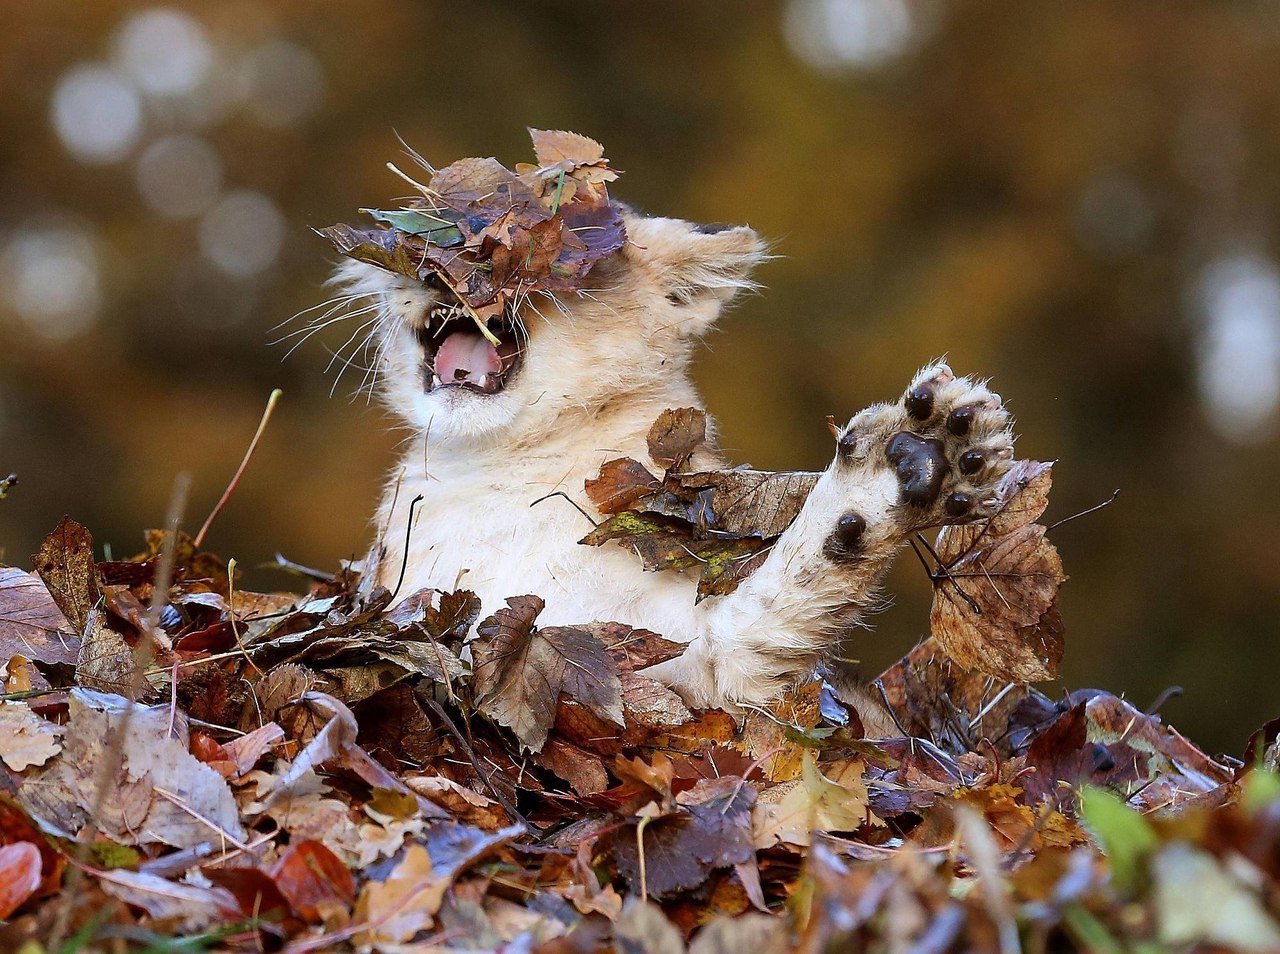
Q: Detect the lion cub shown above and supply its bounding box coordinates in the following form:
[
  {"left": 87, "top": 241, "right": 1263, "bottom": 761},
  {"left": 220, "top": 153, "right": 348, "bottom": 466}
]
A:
[{"left": 331, "top": 209, "right": 1014, "bottom": 709}]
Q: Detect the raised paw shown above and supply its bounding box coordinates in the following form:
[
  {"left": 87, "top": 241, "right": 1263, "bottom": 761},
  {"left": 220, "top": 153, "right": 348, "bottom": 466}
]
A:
[{"left": 832, "top": 362, "right": 1015, "bottom": 541}]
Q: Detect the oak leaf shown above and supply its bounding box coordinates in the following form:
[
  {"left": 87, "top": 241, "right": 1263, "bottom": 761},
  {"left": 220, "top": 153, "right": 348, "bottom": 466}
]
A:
[{"left": 0, "top": 701, "right": 62, "bottom": 771}]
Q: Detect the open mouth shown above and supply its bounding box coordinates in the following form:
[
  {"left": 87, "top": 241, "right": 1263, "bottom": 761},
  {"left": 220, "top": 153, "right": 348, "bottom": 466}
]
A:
[{"left": 415, "top": 296, "right": 523, "bottom": 396}]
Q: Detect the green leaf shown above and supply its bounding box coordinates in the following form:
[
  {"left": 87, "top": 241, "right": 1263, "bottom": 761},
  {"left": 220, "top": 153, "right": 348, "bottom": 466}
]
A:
[
  {"left": 1079, "top": 785, "right": 1157, "bottom": 893},
  {"left": 1243, "top": 768, "right": 1280, "bottom": 814},
  {"left": 365, "top": 208, "right": 463, "bottom": 246}
]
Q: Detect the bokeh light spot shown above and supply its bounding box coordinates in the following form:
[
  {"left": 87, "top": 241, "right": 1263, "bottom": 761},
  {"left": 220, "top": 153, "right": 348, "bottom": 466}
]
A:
[
  {"left": 113, "top": 8, "right": 214, "bottom": 96},
  {"left": 242, "top": 41, "right": 326, "bottom": 128},
  {"left": 51, "top": 65, "right": 143, "bottom": 164},
  {"left": 0, "top": 219, "right": 102, "bottom": 342},
  {"left": 784, "top": 0, "right": 916, "bottom": 71},
  {"left": 1195, "top": 252, "right": 1280, "bottom": 443},
  {"left": 135, "top": 135, "right": 224, "bottom": 219},
  {"left": 199, "top": 190, "right": 286, "bottom": 279}
]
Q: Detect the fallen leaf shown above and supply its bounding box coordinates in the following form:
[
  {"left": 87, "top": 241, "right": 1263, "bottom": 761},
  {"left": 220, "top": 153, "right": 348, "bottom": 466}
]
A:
[
  {"left": 16, "top": 688, "right": 246, "bottom": 849},
  {"left": 0, "top": 842, "right": 41, "bottom": 918},
  {"left": 0, "top": 701, "right": 62, "bottom": 771},
  {"left": 929, "top": 461, "right": 1066, "bottom": 682},
  {"left": 32, "top": 516, "right": 100, "bottom": 636},
  {"left": 614, "top": 897, "right": 687, "bottom": 954},
  {"left": 270, "top": 839, "right": 356, "bottom": 923},
  {"left": 95, "top": 868, "right": 240, "bottom": 933},
  {"left": 647, "top": 408, "right": 707, "bottom": 470},
  {"left": 673, "top": 469, "right": 819, "bottom": 538},
  {"left": 472, "top": 596, "right": 623, "bottom": 751},
  {"left": 585, "top": 458, "right": 661, "bottom": 514},
  {"left": 753, "top": 754, "right": 874, "bottom": 848},
  {"left": 0, "top": 567, "right": 79, "bottom": 674}
]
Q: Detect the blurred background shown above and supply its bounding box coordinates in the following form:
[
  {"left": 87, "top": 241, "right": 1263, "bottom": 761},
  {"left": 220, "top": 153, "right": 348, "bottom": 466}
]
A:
[{"left": 2, "top": 0, "right": 1278, "bottom": 754}]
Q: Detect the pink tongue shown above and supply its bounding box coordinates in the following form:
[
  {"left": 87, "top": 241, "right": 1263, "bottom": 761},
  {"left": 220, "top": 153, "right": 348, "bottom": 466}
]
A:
[{"left": 435, "top": 328, "right": 502, "bottom": 383}]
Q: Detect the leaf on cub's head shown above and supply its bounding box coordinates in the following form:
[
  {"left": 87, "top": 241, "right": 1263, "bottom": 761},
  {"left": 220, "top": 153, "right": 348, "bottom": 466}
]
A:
[
  {"left": 528, "top": 129, "right": 606, "bottom": 170},
  {"left": 647, "top": 408, "right": 707, "bottom": 470},
  {"left": 928, "top": 461, "right": 1066, "bottom": 683},
  {"left": 318, "top": 130, "right": 626, "bottom": 339},
  {"left": 472, "top": 595, "right": 624, "bottom": 752}
]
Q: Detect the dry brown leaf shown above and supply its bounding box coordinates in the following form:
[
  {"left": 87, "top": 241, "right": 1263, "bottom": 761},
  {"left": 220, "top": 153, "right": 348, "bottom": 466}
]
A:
[
  {"left": 0, "top": 701, "right": 62, "bottom": 771},
  {"left": 674, "top": 469, "right": 819, "bottom": 538},
  {"left": 473, "top": 595, "right": 623, "bottom": 752},
  {"left": 929, "top": 461, "right": 1066, "bottom": 683},
  {"left": 32, "top": 515, "right": 99, "bottom": 636},
  {"left": 17, "top": 688, "right": 245, "bottom": 849},
  {"left": 0, "top": 567, "right": 78, "bottom": 674},
  {"left": 647, "top": 407, "right": 707, "bottom": 470},
  {"left": 585, "top": 458, "right": 661, "bottom": 514}
]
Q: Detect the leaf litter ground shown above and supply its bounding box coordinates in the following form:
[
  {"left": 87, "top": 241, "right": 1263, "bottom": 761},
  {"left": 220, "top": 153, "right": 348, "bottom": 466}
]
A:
[{"left": 3, "top": 404, "right": 1279, "bottom": 954}]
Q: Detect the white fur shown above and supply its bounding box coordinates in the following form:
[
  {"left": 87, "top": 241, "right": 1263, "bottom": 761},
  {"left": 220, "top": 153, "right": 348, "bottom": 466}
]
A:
[{"left": 328, "top": 211, "right": 1010, "bottom": 708}]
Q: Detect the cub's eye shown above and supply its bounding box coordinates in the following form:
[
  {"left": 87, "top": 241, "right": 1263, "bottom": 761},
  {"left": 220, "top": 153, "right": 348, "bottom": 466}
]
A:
[{"left": 424, "top": 272, "right": 444, "bottom": 290}]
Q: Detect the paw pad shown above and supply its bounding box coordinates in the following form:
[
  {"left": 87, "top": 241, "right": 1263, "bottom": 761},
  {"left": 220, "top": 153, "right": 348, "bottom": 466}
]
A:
[
  {"left": 886, "top": 432, "right": 948, "bottom": 507},
  {"left": 958, "top": 450, "right": 984, "bottom": 476},
  {"left": 905, "top": 384, "right": 935, "bottom": 421},
  {"left": 823, "top": 511, "right": 868, "bottom": 562},
  {"left": 947, "top": 405, "right": 976, "bottom": 436}
]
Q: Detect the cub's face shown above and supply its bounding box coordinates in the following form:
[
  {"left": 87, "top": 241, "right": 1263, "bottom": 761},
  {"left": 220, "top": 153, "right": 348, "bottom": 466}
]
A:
[{"left": 332, "top": 211, "right": 765, "bottom": 446}]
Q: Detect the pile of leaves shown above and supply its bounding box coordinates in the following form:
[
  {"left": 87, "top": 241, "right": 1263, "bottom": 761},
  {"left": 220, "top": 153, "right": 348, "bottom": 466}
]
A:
[
  {"left": 317, "top": 129, "right": 626, "bottom": 339},
  {"left": 2, "top": 417, "right": 1278, "bottom": 953}
]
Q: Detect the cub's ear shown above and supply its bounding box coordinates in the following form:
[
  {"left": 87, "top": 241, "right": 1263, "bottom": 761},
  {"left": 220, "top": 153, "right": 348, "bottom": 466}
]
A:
[{"left": 623, "top": 215, "right": 769, "bottom": 320}]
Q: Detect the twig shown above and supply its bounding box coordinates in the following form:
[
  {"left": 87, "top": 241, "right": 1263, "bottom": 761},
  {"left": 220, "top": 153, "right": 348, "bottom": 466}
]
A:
[
  {"left": 390, "top": 494, "right": 426, "bottom": 602},
  {"left": 226, "top": 558, "right": 264, "bottom": 676},
  {"left": 1047, "top": 489, "right": 1120, "bottom": 532},
  {"left": 423, "top": 697, "right": 535, "bottom": 833},
  {"left": 47, "top": 472, "right": 190, "bottom": 952},
  {"left": 194, "top": 389, "right": 282, "bottom": 549}
]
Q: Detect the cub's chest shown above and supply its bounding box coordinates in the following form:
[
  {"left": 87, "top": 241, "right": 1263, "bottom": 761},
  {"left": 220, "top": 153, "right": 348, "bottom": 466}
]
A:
[{"left": 401, "top": 476, "right": 596, "bottom": 593}]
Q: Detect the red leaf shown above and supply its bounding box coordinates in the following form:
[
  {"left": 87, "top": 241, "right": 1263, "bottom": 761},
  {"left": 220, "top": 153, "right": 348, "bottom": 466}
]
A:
[
  {"left": 204, "top": 867, "right": 290, "bottom": 921},
  {"left": 0, "top": 842, "right": 42, "bottom": 918},
  {"left": 269, "top": 840, "right": 356, "bottom": 922}
]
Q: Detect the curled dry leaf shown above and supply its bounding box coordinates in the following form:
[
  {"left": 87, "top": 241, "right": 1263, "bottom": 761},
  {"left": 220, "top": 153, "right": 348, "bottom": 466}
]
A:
[
  {"left": 585, "top": 457, "right": 661, "bottom": 514},
  {"left": 0, "top": 701, "right": 62, "bottom": 771},
  {"left": 928, "top": 461, "right": 1066, "bottom": 683},
  {"left": 648, "top": 407, "right": 708, "bottom": 470},
  {"left": 269, "top": 839, "right": 356, "bottom": 923},
  {"left": 472, "top": 595, "right": 623, "bottom": 752}
]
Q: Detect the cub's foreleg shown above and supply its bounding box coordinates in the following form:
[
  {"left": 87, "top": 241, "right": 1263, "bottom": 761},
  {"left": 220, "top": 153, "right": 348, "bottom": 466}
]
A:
[{"left": 654, "top": 363, "right": 1015, "bottom": 707}]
